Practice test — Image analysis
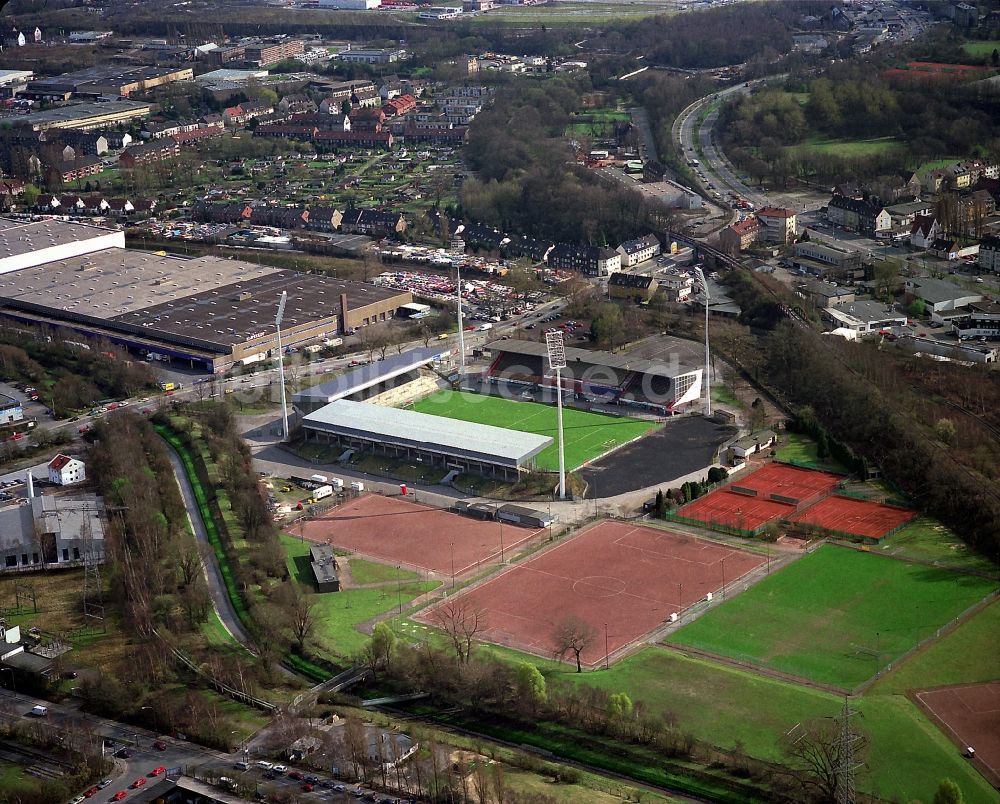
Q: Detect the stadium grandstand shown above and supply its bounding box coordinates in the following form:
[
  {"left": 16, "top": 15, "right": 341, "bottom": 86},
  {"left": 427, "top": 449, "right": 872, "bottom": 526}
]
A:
[
  {"left": 484, "top": 339, "right": 702, "bottom": 414},
  {"left": 293, "top": 346, "right": 451, "bottom": 413}
]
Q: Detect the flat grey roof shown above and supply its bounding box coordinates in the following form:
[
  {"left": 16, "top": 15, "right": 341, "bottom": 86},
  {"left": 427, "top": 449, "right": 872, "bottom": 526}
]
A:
[
  {"left": 909, "top": 277, "right": 982, "bottom": 305},
  {"left": 0, "top": 246, "right": 409, "bottom": 352},
  {"left": 0, "top": 217, "right": 119, "bottom": 260},
  {"left": 828, "top": 300, "right": 905, "bottom": 322},
  {"left": 303, "top": 399, "right": 552, "bottom": 468},
  {"left": 486, "top": 339, "right": 696, "bottom": 379},
  {"left": 15, "top": 100, "right": 152, "bottom": 127},
  {"left": 294, "top": 346, "right": 447, "bottom": 406}
]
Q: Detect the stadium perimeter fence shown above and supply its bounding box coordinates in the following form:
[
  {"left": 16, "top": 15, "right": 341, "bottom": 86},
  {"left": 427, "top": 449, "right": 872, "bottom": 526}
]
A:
[{"left": 663, "top": 511, "right": 767, "bottom": 539}]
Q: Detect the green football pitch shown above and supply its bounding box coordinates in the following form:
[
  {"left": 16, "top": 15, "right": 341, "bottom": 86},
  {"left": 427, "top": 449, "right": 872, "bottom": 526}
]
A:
[
  {"left": 668, "top": 545, "right": 996, "bottom": 689},
  {"left": 409, "top": 391, "right": 660, "bottom": 471}
]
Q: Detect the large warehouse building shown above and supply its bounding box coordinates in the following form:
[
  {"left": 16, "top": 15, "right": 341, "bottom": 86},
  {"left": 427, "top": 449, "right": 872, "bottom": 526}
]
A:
[
  {"left": 484, "top": 339, "right": 702, "bottom": 414},
  {"left": 0, "top": 217, "right": 411, "bottom": 372},
  {"left": 302, "top": 399, "right": 552, "bottom": 479}
]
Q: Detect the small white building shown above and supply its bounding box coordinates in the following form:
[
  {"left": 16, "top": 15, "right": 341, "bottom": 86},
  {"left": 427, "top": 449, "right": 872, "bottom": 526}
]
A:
[
  {"left": 730, "top": 430, "right": 776, "bottom": 460},
  {"left": 48, "top": 454, "right": 85, "bottom": 485}
]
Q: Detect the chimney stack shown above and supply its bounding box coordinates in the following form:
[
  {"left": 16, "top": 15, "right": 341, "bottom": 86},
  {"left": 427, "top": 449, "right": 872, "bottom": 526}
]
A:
[{"left": 340, "top": 293, "right": 349, "bottom": 332}]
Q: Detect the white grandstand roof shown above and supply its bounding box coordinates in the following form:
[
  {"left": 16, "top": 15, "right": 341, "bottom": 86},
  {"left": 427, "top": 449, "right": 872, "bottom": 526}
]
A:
[{"left": 302, "top": 399, "right": 552, "bottom": 468}]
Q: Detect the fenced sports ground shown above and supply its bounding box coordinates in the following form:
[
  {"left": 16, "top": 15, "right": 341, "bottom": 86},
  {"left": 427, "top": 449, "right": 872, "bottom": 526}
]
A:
[
  {"left": 296, "top": 494, "right": 542, "bottom": 576},
  {"left": 409, "top": 391, "right": 659, "bottom": 471},
  {"left": 674, "top": 462, "right": 918, "bottom": 541},
  {"left": 913, "top": 681, "right": 1000, "bottom": 788},
  {"left": 667, "top": 544, "right": 997, "bottom": 689},
  {"left": 417, "top": 521, "right": 765, "bottom": 667}
]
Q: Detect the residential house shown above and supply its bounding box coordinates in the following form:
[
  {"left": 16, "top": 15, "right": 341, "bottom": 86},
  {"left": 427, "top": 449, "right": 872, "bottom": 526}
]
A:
[
  {"left": 340, "top": 208, "right": 406, "bottom": 236},
  {"left": 657, "top": 272, "right": 694, "bottom": 302},
  {"left": 719, "top": 217, "right": 761, "bottom": 253},
  {"left": 755, "top": 207, "right": 797, "bottom": 244},
  {"left": 804, "top": 281, "right": 855, "bottom": 309},
  {"left": 382, "top": 94, "right": 416, "bottom": 118},
  {"left": 615, "top": 234, "right": 660, "bottom": 267},
  {"left": 909, "top": 215, "right": 940, "bottom": 249},
  {"left": 249, "top": 206, "right": 309, "bottom": 229},
  {"left": 52, "top": 129, "right": 108, "bottom": 156},
  {"left": 730, "top": 430, "right": 776, "bottom": 460},
  {"left": 979, "top": 235, "right": 1000, "bottom": 273},
  {"left": 826, "top": 195, "right": 890, "bottom": 236},
  {"left": 48, "top": 454, "right": 85, "bottom": 485},
  {"left": 379, "top": 77, "right": 403, "bottom": 100},
  {"left": 278, "top": 94, "right": 316, "bottom": 115},
  {"left": 306, "top": 206, "right": 345, "bottom": 232},
  {"left": 792, "top": 240, "right": 863, "bottom": 277},
  {"left": 349, "top": 107, "right": 386, "bottom": 132},
  {"left": 118, "top": 139, "right": 180, "bottom": 168},
  {"left": 95, "top": 129, "right": 132, "bottom": 150},
  {"left": 885, "top": 200, "right": 933, "bottom": 229},
  {"left": 254, "top": 123, "right": 319, "bottom": 140},
  {"left": 609, "top": 273, "right": 658, "bottom": 303},
  {"left": 314, "top": 130, "right": 393, "bottom": 149},
  {"left": 547, "top": 244, "right": 621, "bottom": 276},
  {"left": 954, "top": 301, "right": 1000, "bottom": 341}
]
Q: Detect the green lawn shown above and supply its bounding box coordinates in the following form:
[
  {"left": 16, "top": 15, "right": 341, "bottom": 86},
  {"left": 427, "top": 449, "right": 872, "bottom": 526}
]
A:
[
  {"left": 0, "top": 760, "right": 39, "bottom": 796},
  {"left": 349, "top": 558, "right": 420, "bottom": 586},
  {"left": 875, "top": 517, "right": 998, "bottom": 575},
  {"left": 283, "top": 535, "right": 439, "bottom": 658},
  {"left": 667, "top": 545, "right": 996, "bottom": 688},
  {"left": 790, "top": 135, "right": 902, "bottom": 158},
  {"left": 410, "top": 391, "right": 660, "bottom": 471},
  {"left": 915, "top": 157, "right": 962, "bottom": 173},
  {"left": 566, "top": 634, "right": 999, "bottom": 803},
  {"left": 772, "top": 431, "right": 848, "bottom": 473},
  {"left": 962, "top": 39, "right": 1000, "bottom": 58}
]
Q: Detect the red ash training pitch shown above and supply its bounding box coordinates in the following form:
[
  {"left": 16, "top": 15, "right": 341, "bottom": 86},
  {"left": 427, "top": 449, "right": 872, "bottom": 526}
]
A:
[
  {"left": 418, "top": 521, "right": 765, "bottom": 667},
  {"left": 914, "top": 682, "right": 1000, "bottom": 788},
  {"left": 296, "top": 494, "right": 542, "bottom": 576}
]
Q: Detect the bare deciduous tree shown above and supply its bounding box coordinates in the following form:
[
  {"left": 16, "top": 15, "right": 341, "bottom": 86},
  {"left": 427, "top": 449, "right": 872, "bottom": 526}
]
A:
[
  {"left": 780, "top": 716, "right": 868, "bottom": 803},
  {"left": 432, "top": 600, "right": 485, "bottom": 664},
  {"left": 552, "top": 614, "right": 597, "bottom": 672}
]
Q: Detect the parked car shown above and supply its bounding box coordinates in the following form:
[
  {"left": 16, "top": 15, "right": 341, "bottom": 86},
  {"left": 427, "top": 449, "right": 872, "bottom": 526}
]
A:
[
  {"left": 111, "top": 793, "right": 127, "bottom": 802},
  {"left": 153, "top": 740, "right": 167, "bottom": 751},
  {"left": 130, "top": 779, "right": 146, "bottom": 789}
]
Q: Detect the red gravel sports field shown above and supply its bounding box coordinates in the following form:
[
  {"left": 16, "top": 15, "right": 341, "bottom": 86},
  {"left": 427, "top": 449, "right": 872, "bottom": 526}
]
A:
[
  {"left": 418, "top": 521, "right": 765, "bottom": 667},
  {"left": 732, "top": 463, "right": 843, "bottom": 499},
  {"left": 790, "top": 495, "right": 916, "bottom": 540},
  {"left": 678, "top": 491, "right": 793, "bottom": 532},
  {"left": 914, "top": 682, "right": 1000, "bottom": 787},
  {"left": 297, "top": 494, "right": 542, "bottom": 576}
]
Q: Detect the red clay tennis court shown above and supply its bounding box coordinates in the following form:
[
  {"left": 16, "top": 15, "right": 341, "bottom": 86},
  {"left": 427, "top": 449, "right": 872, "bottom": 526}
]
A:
[
  {"left": 914, "top": 682, "right": 1000, "bottom": 787},
  {"left": 790, "top": 495, "right": 916, "bottom": 540},
  {"left": 734, "top": 463, "right": 843, "bottom": 499},
  {"left": 417, "top": 521, "right": 765, "bottom": 667},
  {"left": 678, "top": 490, "right": 793, "bottom": 532},
  {"left": 296, "top": 494, "right": 542, "bottom": 576}
]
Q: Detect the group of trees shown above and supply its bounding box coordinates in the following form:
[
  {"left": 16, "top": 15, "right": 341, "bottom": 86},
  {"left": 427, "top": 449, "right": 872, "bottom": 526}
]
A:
[
  {"left": 461, "top": 78, "right": 658, "bottom": 246},
  {"left": 354, "top": 616, "right": 854, "bottom": 801},
  {"left": 0, "top": 326, "right": 157, "bottom": 416},
  {"left": 718, "top": 63, "right": 1000, "bottom": 186},
  {"left": 717, "top": 269, "right": 1000, "bottom": 556}
]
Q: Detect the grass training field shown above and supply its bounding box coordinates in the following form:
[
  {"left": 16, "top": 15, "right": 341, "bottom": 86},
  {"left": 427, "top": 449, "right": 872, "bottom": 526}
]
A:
[
  {"left": 962, "top": 40, "right": 1000, "bottom": 58},
  {"left": 875, "top": 517, "right": 998, "bottom": 575},
  {"left": 667, "top": 545, "right": 995, "bottom": 688},
  {"left": 572, "top": 601, "right": 1000, "bottom": 804},
  {"left": 772, "top": 432, "right": 847, "bottom": 473},
  {"left": 411, "top": 391, "right": 659, "bottom": 471},
  {"left": 790, "top": 135, "right": 902, "bottom": 158},
  {"left": 282, "top": 535, "right": 439, "bottom": 657}
]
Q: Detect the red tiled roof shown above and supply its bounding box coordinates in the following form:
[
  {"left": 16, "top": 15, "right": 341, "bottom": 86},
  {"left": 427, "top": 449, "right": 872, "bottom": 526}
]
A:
[
  {"left": 756, "top": 207, "right": 795, "bottom": 218},
  {"left": 48, "top": 453, "right": 74, "bottom": 471}
]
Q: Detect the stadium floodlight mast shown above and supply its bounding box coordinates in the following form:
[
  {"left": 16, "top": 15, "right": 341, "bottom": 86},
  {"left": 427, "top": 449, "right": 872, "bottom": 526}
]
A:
[
  {"left": 275, "top": 290, "right": 289, "bottom": 441},
  {"left": 693, "top": 266, "right": 712, "bottom": 417},
  {"left": 545, "top": 330, "right": 568, "bottom": 500},
  {"left": 454, "top": 225, "right": 467, "bottom": 377}
]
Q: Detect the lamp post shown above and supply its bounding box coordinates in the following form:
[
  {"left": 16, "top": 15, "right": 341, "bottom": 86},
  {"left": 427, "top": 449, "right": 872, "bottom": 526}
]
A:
[
  {"left": 275, "top": 291, "right": 290, "bottom": 441},
  {"left": 450, "top": 541, "right": 455, "bottom": 589},
  {"left": 456, "top": 261, "right": 466, "bottom": 378},
  {"left": 604, "top": 623, "right": 609, "bottom": 670},
  {"left": 499, "top": 519, "right": 505, "bottom": 564},
  {"left": 677, "top": 582, "right": 683, "bottom": 616},
  {"left": 721, "top": 556, "right": 727, "bottom": 599}
]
